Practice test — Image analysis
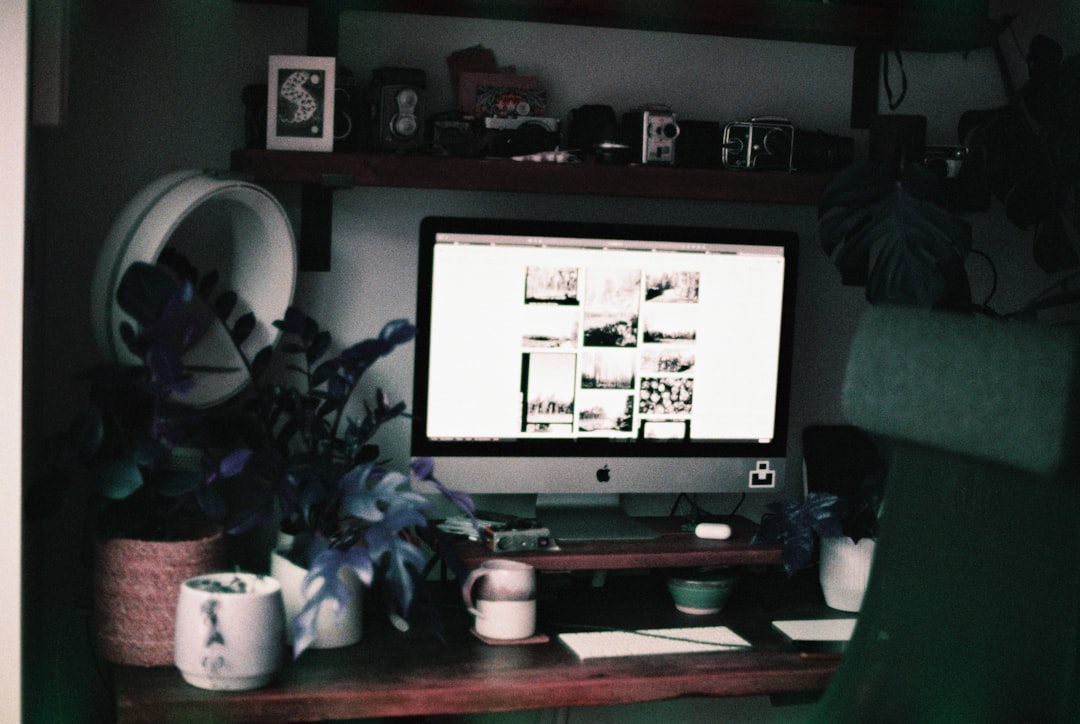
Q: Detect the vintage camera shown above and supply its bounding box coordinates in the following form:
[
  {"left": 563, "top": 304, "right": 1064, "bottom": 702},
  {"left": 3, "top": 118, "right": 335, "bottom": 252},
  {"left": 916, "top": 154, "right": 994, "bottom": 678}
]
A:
[
  {"left": 924, "top": 145, "right": 967, "bottom": 179},
  {"left": 429, "top": 112, "right": 479, "bottom": 157},
  {"left": 485, "top": 525, "right": 554, "bottom": 552},
  {"left": 723, "top": 117, "right": 853, "bottom": 172},
  {"left": 485, "top": 119, "right": 561, "bottom": 158},
  {"left": 622, "top": 105, "right": 680, "bottom": 164},
  {"left": 722, "top": 117, "right": 795, "bottom": 171},
  {"left": 332, "top": 68, "right": 366, "bottom": 152},
  {"left": 369, "top": 67, "right": 426, "bottom": 151}
]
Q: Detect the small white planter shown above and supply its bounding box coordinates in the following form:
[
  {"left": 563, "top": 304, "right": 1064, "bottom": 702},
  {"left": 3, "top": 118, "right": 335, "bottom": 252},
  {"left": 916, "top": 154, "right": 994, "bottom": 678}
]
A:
[
  {"left": 270, "top": 547, "right": 364, "bottom": 649},
  {"left": 819, "top": 536, "right": 876, "bottom": 612},
  {"left": 174, "top": 572, "right": 286, "bottom": 691}
]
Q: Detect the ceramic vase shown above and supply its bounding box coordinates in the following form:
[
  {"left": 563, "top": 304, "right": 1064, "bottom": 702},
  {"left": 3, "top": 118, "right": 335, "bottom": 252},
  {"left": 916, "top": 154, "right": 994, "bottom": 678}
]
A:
[
  {"left": 93, "top": 528, "right": 227, "bottom": 666},
  {"left": 174, "top": 571, "right": 286, "bottom": 690},
  {"left": 819, "top": 536, "right": 876, "bottom": 612},
  {"left": 270, "top": 535, "right": 364, "bottom": 649}
]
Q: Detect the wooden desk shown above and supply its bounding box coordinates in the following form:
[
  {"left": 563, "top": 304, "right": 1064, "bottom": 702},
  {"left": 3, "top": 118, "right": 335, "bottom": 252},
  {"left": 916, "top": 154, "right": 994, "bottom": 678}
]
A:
[{"left": 112, "top": 522, "right": 840, "bottom": 723}]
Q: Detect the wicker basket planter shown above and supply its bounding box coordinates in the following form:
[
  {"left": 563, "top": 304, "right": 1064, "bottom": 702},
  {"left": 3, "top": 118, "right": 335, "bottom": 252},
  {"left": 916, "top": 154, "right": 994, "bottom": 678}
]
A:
[{"left": 93, "top": 528, "right": 227, "bottom": 666}]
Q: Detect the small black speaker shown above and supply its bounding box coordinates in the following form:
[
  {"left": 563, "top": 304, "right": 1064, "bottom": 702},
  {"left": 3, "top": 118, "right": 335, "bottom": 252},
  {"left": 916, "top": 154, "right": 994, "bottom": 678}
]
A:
[
  {"left": 370, "top": 67, "right": 426, "bottom": 151},
  {"left": 674, "top": 120, "right": 721, "bottom": 168},
  {"left": 802, "top": 425, "right": 886, "bottom": 497},
  {"left": 869, "top": 114, "right": 927, "bottom": 176}
]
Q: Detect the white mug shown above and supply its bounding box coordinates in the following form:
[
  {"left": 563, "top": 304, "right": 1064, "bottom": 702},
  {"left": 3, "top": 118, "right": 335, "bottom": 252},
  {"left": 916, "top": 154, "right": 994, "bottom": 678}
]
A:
[
  {"left": 462, "top": 560, "right": 537, "bottom": 640},
  {"left": 174, "top": 572, "right": 286, "bottom": 690}
]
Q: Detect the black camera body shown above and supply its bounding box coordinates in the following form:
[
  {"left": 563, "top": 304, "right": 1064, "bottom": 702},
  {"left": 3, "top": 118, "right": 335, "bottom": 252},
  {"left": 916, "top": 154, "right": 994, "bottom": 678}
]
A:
[
  {"left": 369, "top": 67, "right": 426, "bottom": 151},
  {"left": 723, "top": 117, "right": 853, "bottom": 173},
  {"left": 924, "top": 145, "right": 967, "bottom": 179},
  {"left": 722, "top": 117, "right": 795, "bottom": 171},
  {"left": 622, "top": 105, "right": 680, "bottom": 164}
]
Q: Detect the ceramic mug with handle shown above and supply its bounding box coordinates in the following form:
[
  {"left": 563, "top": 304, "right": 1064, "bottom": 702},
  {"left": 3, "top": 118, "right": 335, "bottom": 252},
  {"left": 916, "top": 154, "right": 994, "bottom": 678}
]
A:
[{"left": 462, "top": 559, "right": 537, "bottom": 640}]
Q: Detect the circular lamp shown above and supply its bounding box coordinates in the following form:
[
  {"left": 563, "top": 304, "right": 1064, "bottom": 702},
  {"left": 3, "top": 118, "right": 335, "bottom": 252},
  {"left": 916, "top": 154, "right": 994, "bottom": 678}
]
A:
[{"left": 91, "top": 169, "right": 297, "bottom": 407}]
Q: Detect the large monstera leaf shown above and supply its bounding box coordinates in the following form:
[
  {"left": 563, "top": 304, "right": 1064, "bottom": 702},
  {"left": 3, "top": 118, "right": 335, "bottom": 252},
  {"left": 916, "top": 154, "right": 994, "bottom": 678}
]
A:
[{"left": 819, "top": 161, "right": 973, "bottom": 308}]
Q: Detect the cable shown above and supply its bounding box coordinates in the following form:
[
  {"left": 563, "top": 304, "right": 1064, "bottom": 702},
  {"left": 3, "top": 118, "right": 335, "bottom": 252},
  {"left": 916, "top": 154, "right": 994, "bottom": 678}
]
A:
[
  {"left": 883, "top": 49, "right": 908, "bottom": 111},
  {"left": 669, "top": 492, "right": 746, "bottom": 523}
]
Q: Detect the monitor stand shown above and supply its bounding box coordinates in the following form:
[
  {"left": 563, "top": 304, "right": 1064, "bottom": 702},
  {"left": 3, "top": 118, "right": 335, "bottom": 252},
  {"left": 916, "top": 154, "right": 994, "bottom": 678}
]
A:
[{"left": 535, "top": 493, "right": 660, "bottom": 542}]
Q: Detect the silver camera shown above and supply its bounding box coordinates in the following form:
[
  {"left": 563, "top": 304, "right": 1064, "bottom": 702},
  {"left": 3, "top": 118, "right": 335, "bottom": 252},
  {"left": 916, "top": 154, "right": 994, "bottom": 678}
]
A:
[
  {"left": 722, "top": 117, "right": 794, "bottom": 171},
  {"left": 924, "top": 145, "right": 967, "bottom": 179},
  {"left": 623, "top": 105, "right": 680, "bottom": 164}
]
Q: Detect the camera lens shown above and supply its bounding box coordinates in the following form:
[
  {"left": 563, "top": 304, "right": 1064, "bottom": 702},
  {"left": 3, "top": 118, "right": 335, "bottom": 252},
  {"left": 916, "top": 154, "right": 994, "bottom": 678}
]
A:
[
  {"left": 395, "top": 88, "right": 418, "bottom": 111},
  {"left": 662, "top": 123, "right": 679, "bottom": 139},
  {"left": 762, "top": 128, "right": 791, "bottom": 156},
  {"left": 391, "top": 114, "right": 417, "bottom": 138}
]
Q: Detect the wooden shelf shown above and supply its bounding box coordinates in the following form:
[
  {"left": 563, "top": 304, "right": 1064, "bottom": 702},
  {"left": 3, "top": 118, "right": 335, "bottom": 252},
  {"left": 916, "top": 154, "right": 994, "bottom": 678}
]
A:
[
  {"left": 230, "top": 148, "right": 833, "bottom": 205},
  {"left": 454, "top": 516, "right": 783, "bottom": 571}
]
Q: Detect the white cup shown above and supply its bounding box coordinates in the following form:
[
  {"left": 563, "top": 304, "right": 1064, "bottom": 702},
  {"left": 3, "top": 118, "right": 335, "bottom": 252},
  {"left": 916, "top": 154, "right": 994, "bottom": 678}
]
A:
[
  {"left": 174, "top": 572, "right": 286, "bottom": 690},
  {"left": 462, "top": 560, "right": 537, "bottom": 640}
]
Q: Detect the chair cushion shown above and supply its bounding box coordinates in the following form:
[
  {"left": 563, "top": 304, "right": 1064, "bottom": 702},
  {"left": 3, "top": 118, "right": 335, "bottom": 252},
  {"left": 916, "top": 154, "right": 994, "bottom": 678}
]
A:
[{"left": 842, "top": 306, "right": 1080, "bottom": 477}]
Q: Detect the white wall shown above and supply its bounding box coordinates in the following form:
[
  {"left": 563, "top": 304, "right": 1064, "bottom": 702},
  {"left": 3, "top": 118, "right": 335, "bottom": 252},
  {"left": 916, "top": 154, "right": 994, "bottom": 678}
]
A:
[
  {"left": 1, "top": 3, "right": 26, "bottom": 723},
  {"left": 338, "top": 10, "right": 1006, "bottom": 143}
]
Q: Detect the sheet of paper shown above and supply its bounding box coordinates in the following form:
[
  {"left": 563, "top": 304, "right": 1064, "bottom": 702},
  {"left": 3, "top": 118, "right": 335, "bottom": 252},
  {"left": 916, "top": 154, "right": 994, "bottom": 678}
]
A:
[
  {"left": 771, "top": 618, "right": 857, "bottom": 642},
  {"left": 559, "top": 626, "right": 751, "bottom": 660}
]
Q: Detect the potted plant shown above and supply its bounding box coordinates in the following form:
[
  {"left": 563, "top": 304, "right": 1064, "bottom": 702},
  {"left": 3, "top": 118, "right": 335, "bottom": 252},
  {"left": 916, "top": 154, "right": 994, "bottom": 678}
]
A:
[
  {"left": 753, "top": 476, "right": 883, "bottom": 612},
  {"left": 165, "top": 257, "right": 476, "bottom": 658},
  {"left": 32, "top": 261, "right": 254, "bottom": 666}
]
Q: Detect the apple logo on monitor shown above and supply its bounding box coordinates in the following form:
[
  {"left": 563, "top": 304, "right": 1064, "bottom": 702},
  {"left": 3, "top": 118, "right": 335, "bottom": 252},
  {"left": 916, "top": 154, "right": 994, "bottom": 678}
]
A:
[{"left": 596, "top": 464, "right": 611, "bottom": 483}]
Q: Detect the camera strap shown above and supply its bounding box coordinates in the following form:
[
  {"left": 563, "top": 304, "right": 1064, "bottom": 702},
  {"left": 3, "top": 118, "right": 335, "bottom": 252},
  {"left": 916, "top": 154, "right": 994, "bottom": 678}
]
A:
[{"left": 883, "top": 49, "right": 908, "bottom": 111}]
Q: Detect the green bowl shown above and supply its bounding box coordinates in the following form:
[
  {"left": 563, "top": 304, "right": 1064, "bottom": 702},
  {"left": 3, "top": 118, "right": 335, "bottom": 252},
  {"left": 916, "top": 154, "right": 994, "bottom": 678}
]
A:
[{"left": 666, "top": 571, "right": 738, "bottom": 614}]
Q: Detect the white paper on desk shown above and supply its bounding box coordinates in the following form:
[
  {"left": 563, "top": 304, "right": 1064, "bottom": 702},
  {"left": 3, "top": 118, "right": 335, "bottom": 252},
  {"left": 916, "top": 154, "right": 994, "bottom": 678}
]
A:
[
  {"left": 771, "top": 618, "right": 857, "bottom": 642},
  {"left": 559, "top": 626, "right": 751, "bottom": 660}
]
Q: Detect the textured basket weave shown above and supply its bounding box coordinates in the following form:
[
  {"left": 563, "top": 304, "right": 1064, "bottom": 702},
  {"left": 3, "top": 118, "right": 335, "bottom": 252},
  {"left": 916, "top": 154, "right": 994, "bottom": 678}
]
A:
[{"left": 93, "top": 529, "right": 227, "bottom": 667}]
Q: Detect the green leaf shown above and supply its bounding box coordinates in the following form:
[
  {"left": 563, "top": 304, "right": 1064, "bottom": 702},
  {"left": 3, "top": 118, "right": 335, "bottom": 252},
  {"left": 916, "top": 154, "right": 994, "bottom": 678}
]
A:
[
  {"left": 378, "top": 537, "right": 426, "bottom": 617},
  {"left": 251, "top": 346, "right": 274, "bottom": 379},
  {"left": 819, "top": 161, "right": 972, "bottom": 307},
  {"left": 155, "top": 468, "right": 203, "bottom": 497},
  {"left": 196, "top": 484, "right": 227, "bottom": 520},
  {"left": 231, "top": 312, "right": 256, "bottom": 346},
  {"left": 214, "top": 290, "right": 237, "bottom": 321},
  {"left": 72, "top": 407, "right": 104, "bottom": 458},
  {"left": 307, "top": 330, "right": 332, "bottom": 364},
  {"left": 90, "top": 458, "right": 145, "bottom": 500}
]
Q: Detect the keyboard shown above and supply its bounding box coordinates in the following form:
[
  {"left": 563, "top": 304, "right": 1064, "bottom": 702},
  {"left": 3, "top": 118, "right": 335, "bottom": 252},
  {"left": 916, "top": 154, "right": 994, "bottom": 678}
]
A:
[{"left": 558, "top": 626, "right": 752, "bottom": 660}]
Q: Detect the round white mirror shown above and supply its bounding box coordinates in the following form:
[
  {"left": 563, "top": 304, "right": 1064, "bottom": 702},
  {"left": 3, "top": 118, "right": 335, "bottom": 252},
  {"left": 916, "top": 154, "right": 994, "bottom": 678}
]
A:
[{"left": 92, "top": 170, "right": 297, "bottom": 407}]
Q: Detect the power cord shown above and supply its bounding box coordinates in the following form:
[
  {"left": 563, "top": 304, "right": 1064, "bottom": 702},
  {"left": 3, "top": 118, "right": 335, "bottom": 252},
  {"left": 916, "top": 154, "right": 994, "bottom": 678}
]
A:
[{"left": 669, "top": 492, "right": 746, "bottom": 523}]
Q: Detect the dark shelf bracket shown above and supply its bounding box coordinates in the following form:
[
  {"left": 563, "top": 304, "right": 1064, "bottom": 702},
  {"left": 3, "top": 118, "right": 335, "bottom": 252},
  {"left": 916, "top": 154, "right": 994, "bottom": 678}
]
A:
[
  {"left": 851, "top": 45, "right": 881, "bottom": 130},
  {"left": 297, "top": 0, "right": 346, "bottom": 271},
  {"left": 299, "top": 185, "right": 334, "bottom": 271}
]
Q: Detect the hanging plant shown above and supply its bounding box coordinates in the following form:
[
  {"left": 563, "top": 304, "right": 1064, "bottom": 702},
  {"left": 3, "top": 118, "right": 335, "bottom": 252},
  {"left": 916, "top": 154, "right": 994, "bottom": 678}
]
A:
[
  {"left": 819, "top": 160, "right": 973, "bottom": 308},
  {"left": 959, "top": 33, "right": 1080, "bottom": 274}
]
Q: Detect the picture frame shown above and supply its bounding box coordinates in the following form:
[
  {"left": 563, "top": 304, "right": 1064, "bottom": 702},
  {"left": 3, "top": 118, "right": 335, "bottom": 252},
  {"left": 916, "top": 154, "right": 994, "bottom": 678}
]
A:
[
  {"left": 266, "top": 55, "right": 335, "bottom": 152},
  {"left": 457, "top": 72, "right": 537, "bottom": 116}
]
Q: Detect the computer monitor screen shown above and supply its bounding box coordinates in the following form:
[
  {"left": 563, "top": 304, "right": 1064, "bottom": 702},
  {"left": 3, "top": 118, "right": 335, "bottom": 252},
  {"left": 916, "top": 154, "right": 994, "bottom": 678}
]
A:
[{"left": 411, "top": 216, "right": 798, "bottom": 537}]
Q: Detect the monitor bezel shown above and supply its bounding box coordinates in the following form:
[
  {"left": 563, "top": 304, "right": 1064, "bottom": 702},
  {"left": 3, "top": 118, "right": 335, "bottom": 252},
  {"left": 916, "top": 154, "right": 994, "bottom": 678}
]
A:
[{"left": 411, "top": 215, "right": 798, "bottom": 463}]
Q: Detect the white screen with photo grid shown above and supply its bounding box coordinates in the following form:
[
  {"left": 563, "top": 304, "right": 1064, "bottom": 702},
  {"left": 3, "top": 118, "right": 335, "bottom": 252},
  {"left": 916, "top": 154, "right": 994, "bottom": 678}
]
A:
[{"left": 423, "top": 232, "right": 787, "bottom": 444}]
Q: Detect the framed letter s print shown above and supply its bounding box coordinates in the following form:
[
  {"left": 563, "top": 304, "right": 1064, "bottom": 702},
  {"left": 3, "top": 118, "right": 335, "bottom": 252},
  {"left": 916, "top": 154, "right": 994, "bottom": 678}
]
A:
[{"left": 266, "top": 55, "right": 336, "bottom": 152}]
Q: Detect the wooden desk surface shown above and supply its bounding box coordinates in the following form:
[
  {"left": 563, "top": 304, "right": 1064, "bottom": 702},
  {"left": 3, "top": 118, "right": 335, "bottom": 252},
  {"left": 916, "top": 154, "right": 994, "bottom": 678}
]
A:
[
  {"left": 113, "top": 561, "right": 841, "bottom": 723},
  {"left": 455, "top": 516, "right": 783, "bottom": 570}
]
